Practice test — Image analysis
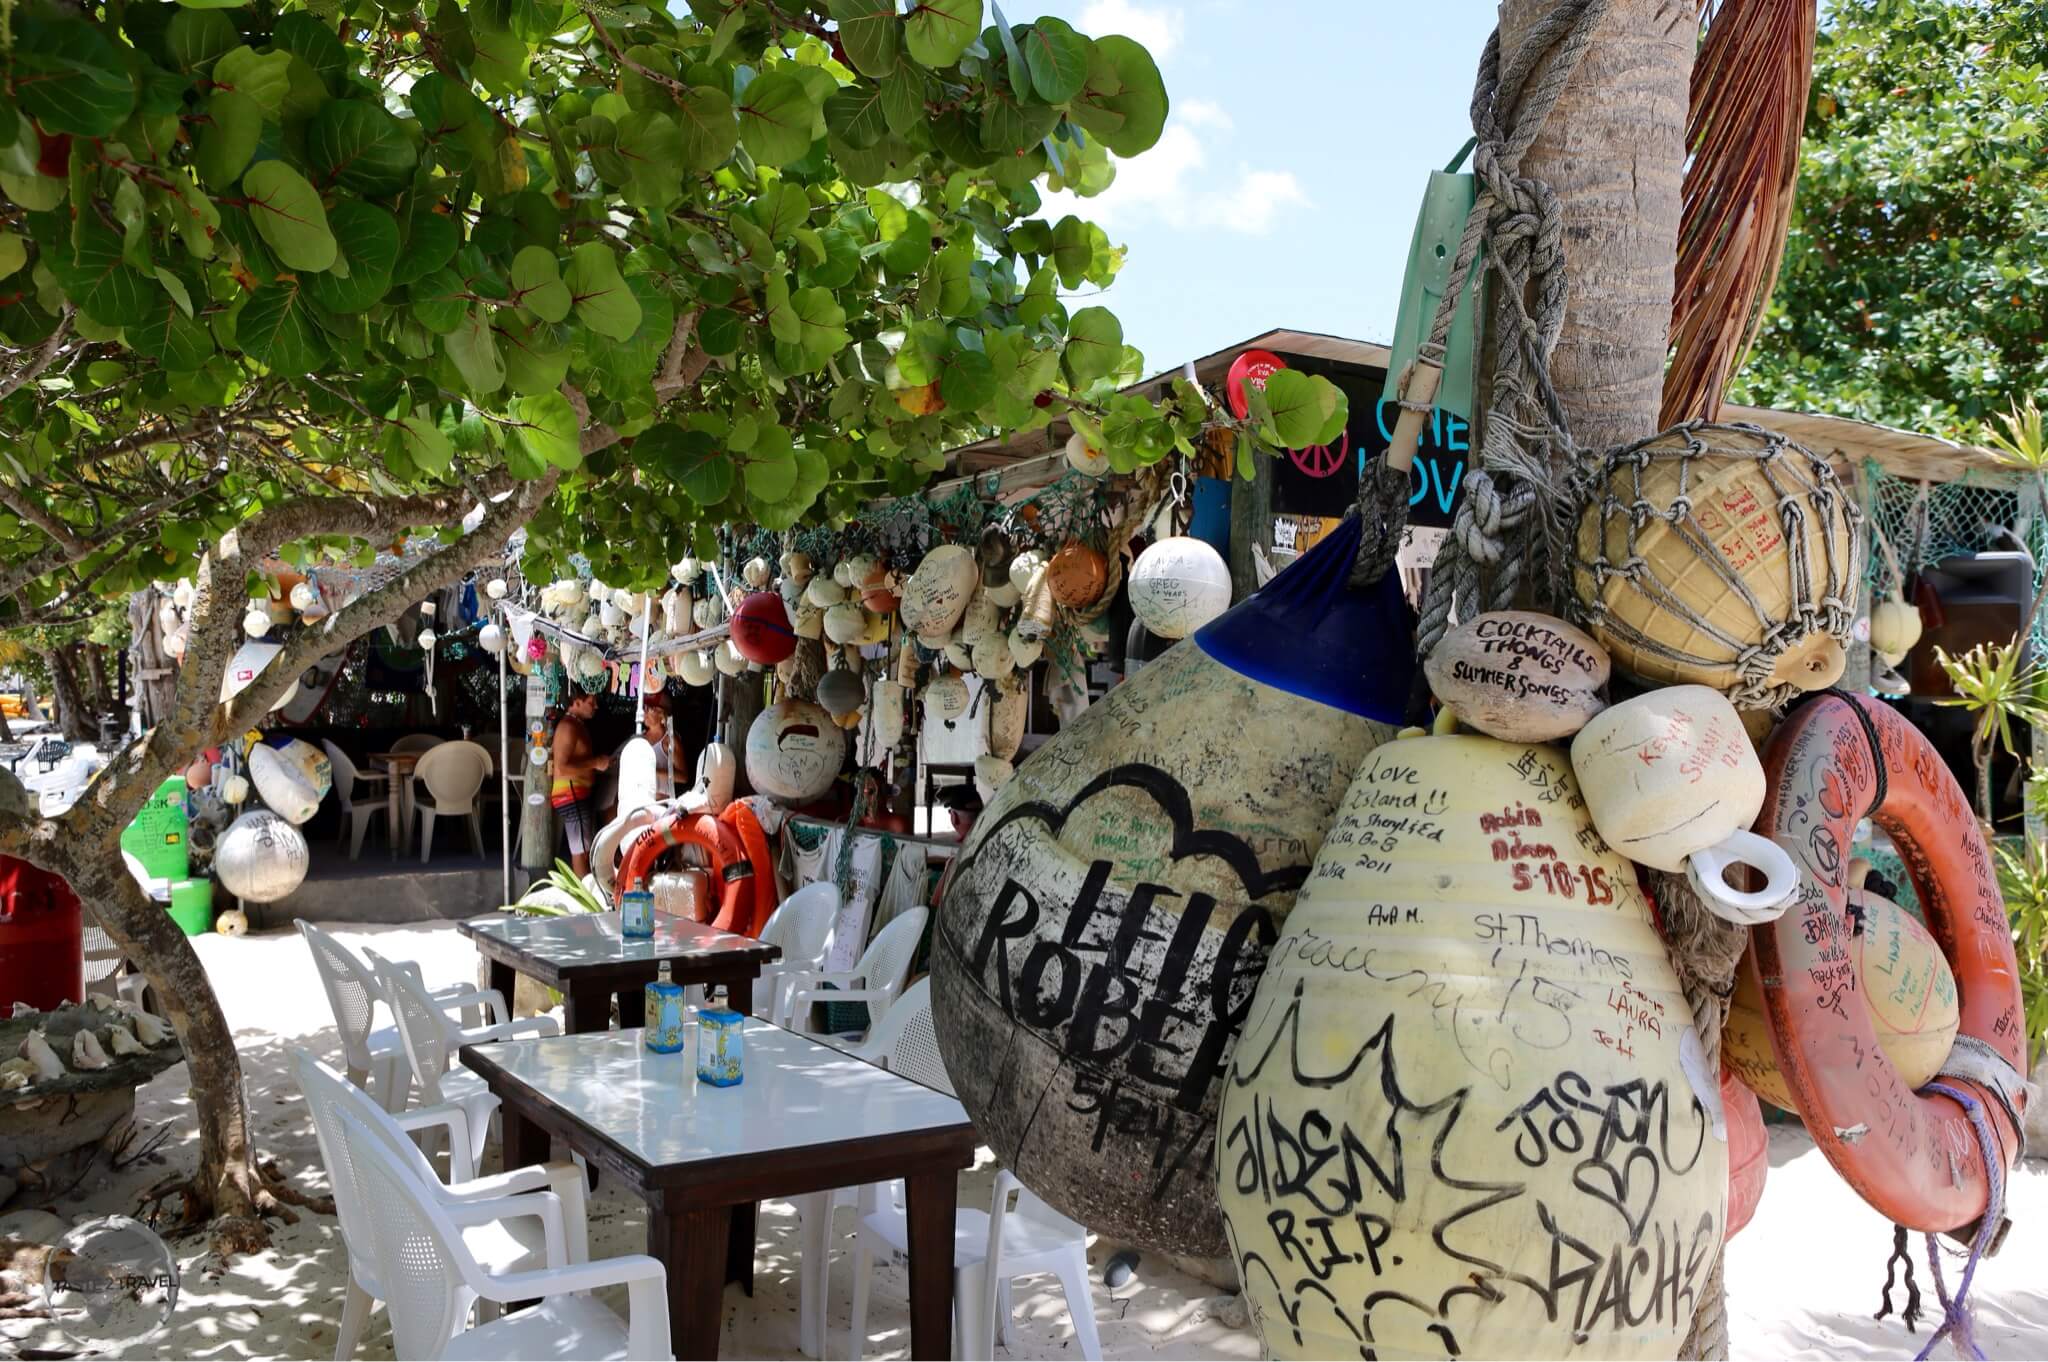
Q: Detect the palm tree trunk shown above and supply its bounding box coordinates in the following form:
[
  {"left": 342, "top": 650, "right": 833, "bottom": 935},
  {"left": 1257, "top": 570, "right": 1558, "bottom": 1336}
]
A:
[
  {"left": 48, "top": 644, "right": 96, "bottom": 741},
  {"left": 1502, "top": 0, "right": 1693, "bottom": 453}
]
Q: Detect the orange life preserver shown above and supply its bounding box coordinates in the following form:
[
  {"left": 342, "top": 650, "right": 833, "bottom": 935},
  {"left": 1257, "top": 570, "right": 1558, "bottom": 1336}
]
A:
[
  {"left": 617, "top": 812, "right": 747, "bottom": 928},
  {"left": 1755, "top": 692, "right": 2025, "bottom": 1233},
  {"left": 715, "top": 801, "right": 780, "bottom": 937}
]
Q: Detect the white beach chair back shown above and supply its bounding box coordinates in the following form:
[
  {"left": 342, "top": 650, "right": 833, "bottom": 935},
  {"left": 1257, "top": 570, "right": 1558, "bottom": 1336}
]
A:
[
  {"left": 851, "top": 906, "right": 927, "bottom": 1024},
  {"left": 414, "top": 741, "right": 489, "bottom": 812},
  {"left": 373, "top": 952, "right": 457, "bottom": 1105},
  {"left": 337, "top": 1108, "right": 476, "bottom": 1360},
  {"left": 858, "top": 976, "right": 950, "bottom": 1095},
  {"left": 300, "top": 921, "right": 382, "bottom": 1077}
]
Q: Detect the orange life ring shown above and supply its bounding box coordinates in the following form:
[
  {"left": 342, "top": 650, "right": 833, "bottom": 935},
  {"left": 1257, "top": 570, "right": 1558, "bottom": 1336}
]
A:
[
  {"left": 617, "top": 812, "right": 746, "bottom": 928},
  {"left": 716, "top": 802, "right": 780, "bottom": 937},
  {"left": 1755, "top": 692, "right": 2025, "bottom": 1233}
]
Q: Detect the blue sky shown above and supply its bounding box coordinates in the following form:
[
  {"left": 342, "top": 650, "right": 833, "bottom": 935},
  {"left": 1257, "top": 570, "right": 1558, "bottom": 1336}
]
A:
[{"left": 1030, "top": 0, "right": 1499, "bottom": 371}]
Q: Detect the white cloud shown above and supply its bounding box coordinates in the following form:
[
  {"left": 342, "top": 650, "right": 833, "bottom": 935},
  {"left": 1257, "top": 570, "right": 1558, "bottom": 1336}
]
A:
[
  {"left": 1043, "top": 113, "right": 1307, "bottom": 238},
  {"left": 1079, "top": 0, "right": 1183, "bottom": 60}
]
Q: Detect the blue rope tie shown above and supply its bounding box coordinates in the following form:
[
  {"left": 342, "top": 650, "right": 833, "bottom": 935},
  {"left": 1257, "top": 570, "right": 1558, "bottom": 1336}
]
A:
[{"left": 1912, "top": 1082, "right": 2006, "bottom": 1362}]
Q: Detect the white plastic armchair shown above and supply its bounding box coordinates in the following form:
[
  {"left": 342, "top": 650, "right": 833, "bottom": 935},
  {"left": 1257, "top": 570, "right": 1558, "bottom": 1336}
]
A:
[
  {"left": 323, "top": 740, "right": 396, "bottom": 861},
  {"left": 783, "top": 905, "right": 927, "bottom": 1039},
  {"left": 338, "top": 1106, "right": 672, "bottom": 1361},
  {"left": 411, "top": 741, "right": 492, "bottom": 864},
  {"left": 292, "top": 1050, "right": 589, "bottom": 1360},
  {"left": 372, "top": 952, "right": 558, "bottom": 1170},
  {"left": 752, "top": 881, "right": 839, "bottom": 1021},
  {"left": 300, "top": 921, "right": 500, "bottom": 1111}
]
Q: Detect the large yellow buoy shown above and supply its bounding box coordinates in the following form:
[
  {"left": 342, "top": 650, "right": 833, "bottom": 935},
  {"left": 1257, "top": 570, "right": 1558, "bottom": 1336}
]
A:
[
  {"left": 932, "top": 516, "right": 1414, "bottom": 1257},
  {"left": 1725, "top": 885, "right": 1959, "bottom": 1112},
  {"left": 1219, "top": 735, "right": 1727, "bottom": 1360}
]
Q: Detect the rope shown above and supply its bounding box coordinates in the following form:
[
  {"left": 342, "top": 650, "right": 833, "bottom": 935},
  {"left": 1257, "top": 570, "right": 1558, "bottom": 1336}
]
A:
[
  {"left": 1878, "top": 1222, "right": 1925, "bottom": 1334},
  {"left": 1909, "top": 1083, "right": 2005, "bottom": 1362},
  {"left": 1405, "top": 0, "right": 1613, "bottom": 656}
]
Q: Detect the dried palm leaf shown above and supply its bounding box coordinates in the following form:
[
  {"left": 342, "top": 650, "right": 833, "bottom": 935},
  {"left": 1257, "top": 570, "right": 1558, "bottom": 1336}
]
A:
[{"left": 1662, "top": 0, "right": 1817, "bottom": 425}]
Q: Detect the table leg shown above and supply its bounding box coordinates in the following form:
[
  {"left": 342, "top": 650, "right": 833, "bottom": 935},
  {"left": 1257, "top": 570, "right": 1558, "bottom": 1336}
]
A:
[
  {"left": 904, "top": 1170, "right": 959, "bottom": 1360},
  {"left": 486, "top": 959, "right": 517, "bottom": 1019},
  {"left": 617, "top": 985, "right": 646, "bottom": 1029},
  {"left": 727, "top": 974, "right": 753, "bottom": 1017},
  {"left": 650, "top": 1200, "right": 731, "bottom": 1360},
  {"left": 725, "top": 1202, "right": 756, "bottom": 1294},
  {"left": 501, "top": 1100, "right": 549, "bottom": 1172},
  {"left": 563, "top": 980, "right": 611, "bottom": 1034}
]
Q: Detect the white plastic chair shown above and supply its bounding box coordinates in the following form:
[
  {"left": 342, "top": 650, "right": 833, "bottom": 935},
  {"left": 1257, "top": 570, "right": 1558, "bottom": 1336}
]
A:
[
  {"left": 836, "top": 982, "right": 1100, "bottom": 1360},
  {"left": 373, "top": 953, "right": 559, "bottom": 1171},
  {"left": 324, "top": 740, "right": 397, "bottom": 861},
  {"left": 783, "top": 906, "right": 927, "bottom": 1038},
  {"left": 752, "top": 882, "right": 839, "bottom": 1021},
  {"left": 337, "top": 1106, "right": 672, "bottom": 1361},
  {"left": 391, "top": 733, "right": 446, "bottom": 756},
  {"left": 411, "top": 741, "right": 491, "bottom": 864},
  {"left": 300, "top": 921, "right": 499, "bottom": 1111},
  {"left": 292, "top": 1050, "right": 590, "bottom": 1360}
]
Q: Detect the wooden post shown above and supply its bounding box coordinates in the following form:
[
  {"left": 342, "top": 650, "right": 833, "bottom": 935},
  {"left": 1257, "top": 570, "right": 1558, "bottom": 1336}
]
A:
[{"left": 1226, "top": 447, "right": 1273, "bottom": 602}]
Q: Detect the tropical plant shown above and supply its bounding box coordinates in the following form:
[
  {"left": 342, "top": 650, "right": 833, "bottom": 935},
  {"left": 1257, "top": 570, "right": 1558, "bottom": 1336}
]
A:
[
  {"left": 1934, "top": 638, "right": 2048, "bottom": 822},
  {"left": 0, "top": 0, "right": 1346, "bottom": 1251},
  {"left": 513, "top": 858, "right": 608, "bottom": 915},
  {"left": 1992, "top": 834, "right": 2048, "bottom": 1063},
  {"left": 1732, "top": 0, "right": 2048, "bottom": 439}
]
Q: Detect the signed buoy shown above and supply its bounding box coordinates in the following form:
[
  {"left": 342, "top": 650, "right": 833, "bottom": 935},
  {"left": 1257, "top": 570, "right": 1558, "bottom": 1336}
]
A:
[
  {"left": 1045, "top": 542, "right": 1108, "bottom": 609},
  {"left": 731, "top": 592, "right": 797, "bottom": 666},
  {"left": 932, "top": 516, "right": 1413, "bottom": 1257},
  {"left": 901, "top": 546, "right": 979, "bottom": 637},
  {"left": 1218, "top": 735, "right": 1726, "bottom": 1360},
  {"left": 1422, "top": 610, "right": 1609, "bottom": 742},
  {"left": 744, "top": 700, "right": 845, "bottom": 802},
  {"left": 1129, "top": 536, "right": 1232, "bottom": 640},
  {"left": 215, "top": 811, "right": 311, "bottom": 904},
  {"left": 1726, "top": 882, "right": 1959, "bottom": 1112}
]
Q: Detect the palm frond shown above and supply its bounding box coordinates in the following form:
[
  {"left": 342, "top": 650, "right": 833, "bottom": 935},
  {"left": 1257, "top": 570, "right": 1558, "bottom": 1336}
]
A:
[{"left": 1663, "top": 0, "right": 1818, "bottom": 425}]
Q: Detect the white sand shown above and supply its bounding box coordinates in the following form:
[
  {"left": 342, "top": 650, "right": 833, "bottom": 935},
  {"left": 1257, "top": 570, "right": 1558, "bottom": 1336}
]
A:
[{"left": 5, "top": 919, "right": 2044, "bottom": 1360}]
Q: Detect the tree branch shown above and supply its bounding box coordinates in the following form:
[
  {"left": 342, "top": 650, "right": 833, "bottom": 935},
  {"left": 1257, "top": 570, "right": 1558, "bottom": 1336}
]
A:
[
  {"left": 574, "top": 309, "right": 707, "bottom": 457},
  {"left": 238, "top": 473, "right": 519, "bottom": 558},
  {"left": 218, "top": 471, "right": 563, "bottom": 733},
  {"left": 0, "top": 483, "right": 91, "bottom": 559},
  {"left": 0, "top": 310, "right": 75, "bottom": 405}
]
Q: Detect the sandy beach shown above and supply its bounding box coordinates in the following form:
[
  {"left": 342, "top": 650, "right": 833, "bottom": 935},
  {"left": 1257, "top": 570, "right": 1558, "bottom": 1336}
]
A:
[{"left": 3, "top": 920, "right": 2042, "bottom": 1361}]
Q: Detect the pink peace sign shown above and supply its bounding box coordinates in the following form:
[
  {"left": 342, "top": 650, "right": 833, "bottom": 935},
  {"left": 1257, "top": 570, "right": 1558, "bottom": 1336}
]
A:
[{"left": 1290, "top": 430, "right": 1350, "bottom": 479}]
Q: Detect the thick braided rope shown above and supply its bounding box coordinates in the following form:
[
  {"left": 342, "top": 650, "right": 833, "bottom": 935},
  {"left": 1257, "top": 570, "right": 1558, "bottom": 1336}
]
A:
[{"left": 1407, "top": 0, "right": 1612, "bottom": 657}]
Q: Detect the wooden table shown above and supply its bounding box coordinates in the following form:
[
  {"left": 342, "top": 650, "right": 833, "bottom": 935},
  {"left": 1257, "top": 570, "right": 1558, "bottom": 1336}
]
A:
[
  {"left": 458, "top": 910, "right": 781, "bottom": 1034},
  {"left": 461, "top": 1022, "right": 978, "bottom": 1360},
  {"left": 368, "top": 751, "right": 422, "bottom": 856}
]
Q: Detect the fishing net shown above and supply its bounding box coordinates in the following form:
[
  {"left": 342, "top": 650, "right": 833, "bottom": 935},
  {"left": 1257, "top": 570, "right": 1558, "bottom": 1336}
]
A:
[{"left": 1859, "top": 461, "right": 2036, "bottom": 641}]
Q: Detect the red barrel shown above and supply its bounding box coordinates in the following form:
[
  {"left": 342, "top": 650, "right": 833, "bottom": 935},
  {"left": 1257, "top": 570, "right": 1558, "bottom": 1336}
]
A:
[{"left": 0, "top": 855, "right": 85, "bottom": 1013}]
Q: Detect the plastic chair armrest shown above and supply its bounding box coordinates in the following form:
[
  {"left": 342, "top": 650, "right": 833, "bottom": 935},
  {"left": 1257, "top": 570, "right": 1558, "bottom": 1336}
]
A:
[
  {"left": 432, "top": 986, "right": 511, "bottom": 1027},
  {"left": 444, "top": 1190, "right": 568, "bottom": 1268},
  {"left": 391, "top": 1102, "right": 478, "bottom": 1182},
  {"left": 477, "top": 1251, "right": 668, "bottom": 1301}
]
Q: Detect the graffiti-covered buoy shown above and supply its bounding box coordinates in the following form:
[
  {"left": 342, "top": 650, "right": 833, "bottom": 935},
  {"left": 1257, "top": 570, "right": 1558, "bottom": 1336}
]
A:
[{"left": 932, "top": 516, "right": 1413, "bottom": 1257}]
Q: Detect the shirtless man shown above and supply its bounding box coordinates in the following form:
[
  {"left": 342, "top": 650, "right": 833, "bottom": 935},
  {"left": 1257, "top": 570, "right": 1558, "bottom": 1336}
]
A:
[{"left": 550, "top": 691, "right": 610, "bottom": 875}]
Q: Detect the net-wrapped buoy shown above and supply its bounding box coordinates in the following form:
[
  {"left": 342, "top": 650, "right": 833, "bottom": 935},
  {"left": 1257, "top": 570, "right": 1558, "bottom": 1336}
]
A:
[
  {"left": 901, "top": 545, "right": 979, "bottom": 636},
  {"left": 731, "top": 592, "right": 797, "bottom": 665},
  {"left": 1572, "top": 422, "right": 1864, "bottom": 708},
  {"left": 215, "top": 810, "right": 310, "bottom": 903},
  {"left": 744, "top": 700, "right": 846, "bottom": 802},
  {"left": 1129, "top": 536, "right": 1232, "bottom": 640},
  {"left": 932, "top": 516, "right": 1413, "bottom": 1257},
  {"left": 1219, "top": 735, "right": 1726, "bottom": 1358},
  {"left": 817, "top": 667, "right": 866, "bottom": 718}
]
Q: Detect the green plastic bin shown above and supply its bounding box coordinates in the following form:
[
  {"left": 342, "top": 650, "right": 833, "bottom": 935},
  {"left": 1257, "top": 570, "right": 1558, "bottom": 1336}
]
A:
[{"left": 168, "top": 878, "right": 214, "bottom": 936}]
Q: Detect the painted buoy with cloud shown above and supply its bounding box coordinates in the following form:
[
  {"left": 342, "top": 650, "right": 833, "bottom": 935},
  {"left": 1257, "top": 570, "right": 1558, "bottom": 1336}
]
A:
[
  {"left": 1218, "top": 735, "right": 1726, "bottom": 1360},
  {"left": 931, "top": 515, "right": 1413, "bottom": 1258},
  {"left": 744, "top": 700, "right": 846, "bottom": 802}
]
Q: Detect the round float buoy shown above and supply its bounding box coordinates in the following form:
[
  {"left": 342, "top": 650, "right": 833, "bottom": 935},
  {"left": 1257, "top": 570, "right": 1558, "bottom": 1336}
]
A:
[
  {"left": 1219, "top": 734, "right": 1727, "bottom": 1359},
  {"left": 215, "top": 811, "right": 310, "bottom": 903},
  {"left": 924, "top": 672, "right": 971, "bottom": 723},
  {"left": 1045, "top": 542, "right": 1107, "bottom": 609},
  {"left": 1128, "top": 537, "right": 1232, "bottom": 640},
  {"left": 817, "top": 668, "right": 865, "bottom": 718},
  {"left": 932, "top": 516, "right": 1414, "bottom": 1258},
  {"left": 901, "top": 546, "right": 979, "bottom": 637},
  {"left": 249, "top": 740, "right": 331, "bottom": 825},
  {"left": 744, "top": 700, "right": 846, "bottom": 802},
  {"left": 732, "top": 592, "right": 797, "bottom": 666}
]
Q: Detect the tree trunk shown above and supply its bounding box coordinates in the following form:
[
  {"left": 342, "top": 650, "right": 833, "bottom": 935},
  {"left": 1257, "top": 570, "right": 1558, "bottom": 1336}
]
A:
[
  {"left": 1502, "top": 0, "right": 1693, "bottom": 454},
  {"left": 129, "top": 588, "right": 178, "bottom": 730},
  {"left": 722, "top": 671, "right": 763, "bottom": 798},
  {"left": 83, "top": 644, "right": 113, "bottom": 715},
  {"left": 48, "top": 644, "right": 96, "bottom": 741}
]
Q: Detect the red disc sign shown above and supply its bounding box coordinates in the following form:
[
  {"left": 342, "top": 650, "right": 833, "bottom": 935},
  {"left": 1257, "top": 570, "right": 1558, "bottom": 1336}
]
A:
[{"left": 1225, "top": 349, "right": 1288, "bottom": 419}]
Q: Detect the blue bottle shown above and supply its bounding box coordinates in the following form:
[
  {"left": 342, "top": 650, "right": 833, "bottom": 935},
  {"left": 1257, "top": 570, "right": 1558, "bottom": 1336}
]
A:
[
  {"left": 621, "top": 888, "right": 654, "bottom": 939},
  {"left": 644, "top": 962, "right": 686, "bottom": 1053},
  {"left": 695, "top": 1007, "right": 744, "bottom": 1086}
]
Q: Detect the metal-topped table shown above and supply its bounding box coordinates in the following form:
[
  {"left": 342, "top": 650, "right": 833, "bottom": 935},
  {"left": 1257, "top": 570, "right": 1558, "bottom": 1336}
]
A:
[
  {"left": 461, "top": 1020, "right": 977, "bottom": 1359},
  {"left": 458, "top": 910, "right": 780, "bottom": 1033}
]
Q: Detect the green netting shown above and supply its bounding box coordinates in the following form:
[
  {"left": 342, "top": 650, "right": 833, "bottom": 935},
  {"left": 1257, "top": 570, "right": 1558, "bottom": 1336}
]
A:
[{"left": 1861, "top": 460, "right": 2034, "bottom": 620}]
